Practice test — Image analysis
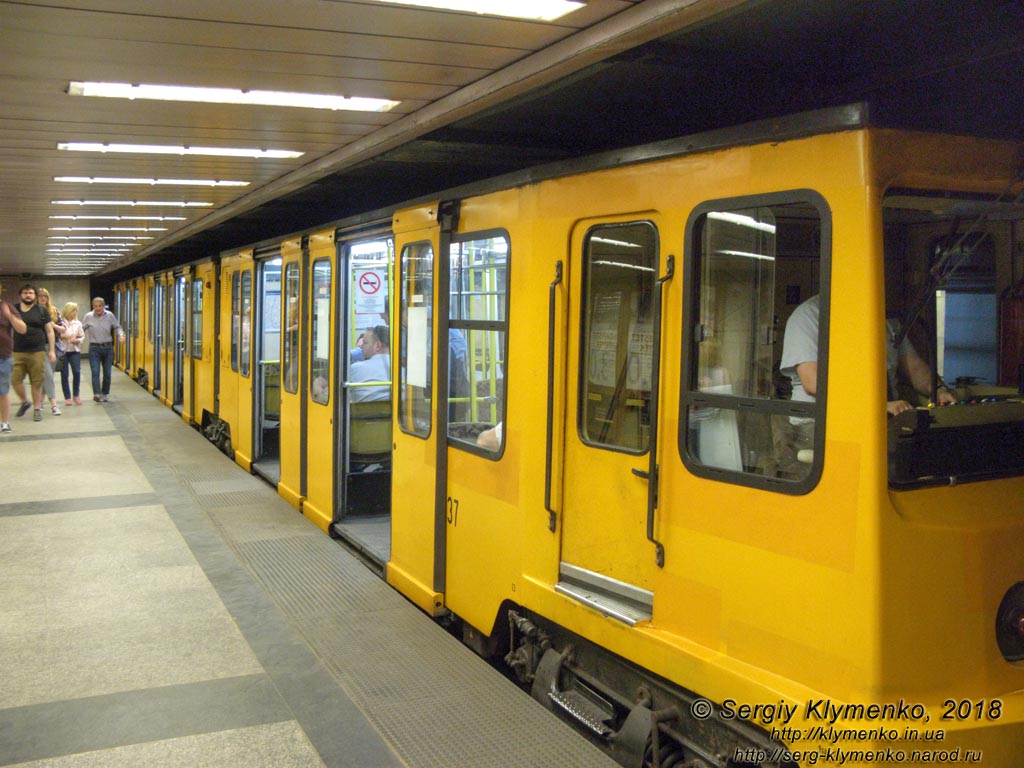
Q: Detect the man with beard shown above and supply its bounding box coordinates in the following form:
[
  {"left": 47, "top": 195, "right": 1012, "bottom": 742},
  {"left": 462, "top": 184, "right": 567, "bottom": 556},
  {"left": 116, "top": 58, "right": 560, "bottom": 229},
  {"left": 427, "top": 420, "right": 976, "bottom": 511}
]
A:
[
  {"left": 0, "top": 279, "right": 29, "bottom": 433},
  {"left": 11, "top": 284, "right": 56, "bottom": 422}
]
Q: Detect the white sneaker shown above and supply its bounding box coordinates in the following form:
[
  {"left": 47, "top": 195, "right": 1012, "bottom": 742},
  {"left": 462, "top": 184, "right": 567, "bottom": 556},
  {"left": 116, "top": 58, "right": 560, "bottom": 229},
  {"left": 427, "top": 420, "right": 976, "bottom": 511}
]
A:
[
  {"left": 0, "top": 422, "right": 11, "bottom": 433},
  {"left": 52, "top": 405, "right": 62, "bottom": 415}
]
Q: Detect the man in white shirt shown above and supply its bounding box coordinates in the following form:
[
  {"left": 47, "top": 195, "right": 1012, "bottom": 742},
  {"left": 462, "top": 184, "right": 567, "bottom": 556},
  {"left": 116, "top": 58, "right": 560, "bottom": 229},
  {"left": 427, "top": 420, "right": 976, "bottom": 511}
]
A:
[{"left": 349, "top": 325, "right": 391, "bottom": 402}]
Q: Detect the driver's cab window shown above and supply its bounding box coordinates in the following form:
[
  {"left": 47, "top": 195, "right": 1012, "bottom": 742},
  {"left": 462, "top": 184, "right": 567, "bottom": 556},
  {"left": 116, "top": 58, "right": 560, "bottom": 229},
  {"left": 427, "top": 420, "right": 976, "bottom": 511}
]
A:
[
  {"left": 883, "top": 189, "right": 1024, "bottom": 487},
  {"left": 681, "top": 193, "right": 830, "bottom": 493}
]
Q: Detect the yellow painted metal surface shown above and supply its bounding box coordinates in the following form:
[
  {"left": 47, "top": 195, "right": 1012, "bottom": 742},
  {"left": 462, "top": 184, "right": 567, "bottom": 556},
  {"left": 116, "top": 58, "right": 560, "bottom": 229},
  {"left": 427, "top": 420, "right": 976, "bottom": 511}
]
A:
[
  {"left": 218, "top": 250, "right": 254, "bottom": 472},
  {"left": 389, "top": 222, "right": 443, "bottom": 614},
  {"left": 191, "top": 261, "right": 218, "bottom": 426},
  {"left": 303, "top": 229, "right": 336, "bottom": 533}
]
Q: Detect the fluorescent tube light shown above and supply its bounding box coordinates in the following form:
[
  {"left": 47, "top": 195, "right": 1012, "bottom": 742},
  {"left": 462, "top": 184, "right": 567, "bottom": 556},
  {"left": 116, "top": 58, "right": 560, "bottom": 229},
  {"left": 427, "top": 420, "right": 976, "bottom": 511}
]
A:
[
  {"left": 49, "top": 227, "right": 168, "bottom": 232},
  {"left": 50, "top": 215, "right": 186, "bottom": 221},
  {"left": 707, "top": 211, "right": 776, "bottom": 234},
  {"left": 370, "top": 0, "right": 583, "bottom": 21},
  {"left": 52, "top": 200, "right": 214, "bottom": 207},
  {"left": 57, "top": 143, "right": 302, "bottom": 159},
  {"left": 68, "top": 81, "right": 400, "bottom": 113},
  {"left": 55, "top": 176, "right": 249, "bottom": 187}
]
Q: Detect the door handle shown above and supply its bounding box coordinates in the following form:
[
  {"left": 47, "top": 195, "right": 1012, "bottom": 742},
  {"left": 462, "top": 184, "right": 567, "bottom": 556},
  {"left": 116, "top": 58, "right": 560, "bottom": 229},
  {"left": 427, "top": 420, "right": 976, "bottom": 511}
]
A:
[
  {"left": 631, "top": 467, "right": 650, "bottom": 480},
  {"left": 544, "top": 260, "right": 563, "bottom": 533}
]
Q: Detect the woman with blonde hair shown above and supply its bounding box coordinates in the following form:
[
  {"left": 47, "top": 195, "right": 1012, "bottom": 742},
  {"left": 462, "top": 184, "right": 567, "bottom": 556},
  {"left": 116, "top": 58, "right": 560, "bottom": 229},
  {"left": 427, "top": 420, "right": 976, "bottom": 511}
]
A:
[
  {"left": 36, "top": 288, "right": 63, "bottom": 415},
  {"left": 59, "top": 302, "right": 85, "bottom": 405}
]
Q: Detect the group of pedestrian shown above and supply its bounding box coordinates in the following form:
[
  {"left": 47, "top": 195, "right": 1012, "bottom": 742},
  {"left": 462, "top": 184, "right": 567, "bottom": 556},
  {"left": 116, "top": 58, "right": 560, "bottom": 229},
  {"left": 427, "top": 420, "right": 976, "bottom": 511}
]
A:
[{"left": 0, "top": 280, "right": 124, "bottom": 434}]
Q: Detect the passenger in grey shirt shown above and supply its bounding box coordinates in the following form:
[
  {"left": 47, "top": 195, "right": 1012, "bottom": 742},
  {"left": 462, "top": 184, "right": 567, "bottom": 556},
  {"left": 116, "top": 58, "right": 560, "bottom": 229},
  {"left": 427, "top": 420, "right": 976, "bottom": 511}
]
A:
[{"left": 81, "top": 297, "right": 125, "bottom": 402}]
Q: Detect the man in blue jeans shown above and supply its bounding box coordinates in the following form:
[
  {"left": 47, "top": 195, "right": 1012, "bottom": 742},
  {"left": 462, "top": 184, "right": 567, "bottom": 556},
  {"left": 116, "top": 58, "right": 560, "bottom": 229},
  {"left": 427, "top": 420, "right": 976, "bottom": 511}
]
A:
[{"left": 81, "top": 297, "right": 125, "bottom": 403}]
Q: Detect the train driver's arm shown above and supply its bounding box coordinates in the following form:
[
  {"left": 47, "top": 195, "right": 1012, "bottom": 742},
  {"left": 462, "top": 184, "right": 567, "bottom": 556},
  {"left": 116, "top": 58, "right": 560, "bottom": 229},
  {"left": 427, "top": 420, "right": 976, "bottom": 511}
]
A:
[
  {"left": 795, "top": 361, "right": 817, "bottom": 397},
  {"left": 898, "top": 347, "right": 957, "bottom": 409}
]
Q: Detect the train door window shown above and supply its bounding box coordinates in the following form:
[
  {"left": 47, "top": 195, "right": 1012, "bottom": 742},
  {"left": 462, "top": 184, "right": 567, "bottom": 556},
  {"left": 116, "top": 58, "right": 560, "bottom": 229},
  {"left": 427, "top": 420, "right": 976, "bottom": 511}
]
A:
[
  {"left": 164, "top": 283, "right": 173, "bottom": 352},
  {"left": 148, "top": 285, "right": 154, "bottom": 343},
  {"left": 580, "top": 221, "right": 658, "bottom": 453},
  {"left": 282, "top": 262, "right": 300, "bottom": 394},
  {"left": 191, "top": 278, "right": 203, "bottom": 359},
  {"left": 399, "top": 241, "right": 434, "bottom": 437},
  {"left": 132, "top": 287, "right": 139, "bottom": 340},
  {"left": 240, "top": 271, "right": 252, "bottom": 378},
  {"left": 447, "top": 232, "right": 509, "bottom": 452},
  {"left": 231, "top": 272, "right": 240, "bottom": 372},
  {"left": 681, "top": 193, "right": 830, "bottom": 492},
  {"left": 310, "top": 259, "right": 331, "bottom": 405}
]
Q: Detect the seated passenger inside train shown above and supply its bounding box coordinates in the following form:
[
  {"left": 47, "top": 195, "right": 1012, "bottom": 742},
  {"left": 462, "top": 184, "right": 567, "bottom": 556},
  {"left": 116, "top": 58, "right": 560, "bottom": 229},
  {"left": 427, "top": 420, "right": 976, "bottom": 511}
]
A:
[{"left": 349, "top": 325, "right": 391, "bottom": 402}]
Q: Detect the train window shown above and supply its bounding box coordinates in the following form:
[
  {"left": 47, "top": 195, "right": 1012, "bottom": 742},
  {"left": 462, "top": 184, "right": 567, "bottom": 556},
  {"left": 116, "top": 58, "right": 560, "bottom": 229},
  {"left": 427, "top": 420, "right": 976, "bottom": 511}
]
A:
[
  {"left": 191, "top": 278, "right": 203, "bottom": 359},
  {"left": 283, "top": 262, "right": 300, "bottom": 394},
  {"left": 147, "top": 285, "right": 154, "bottom": 343},
  {"left": 884, "top": 189, "right": 1024, "bottom": 487},
  {"left": 399, "top": 241, "right": 434, "bottom": 437},
  {"left": 132, "top": 288, "right": 139, "bottom": 339},
  {"left": 681, "top": 192, "right": 830, "bottom": 493},
  {"left": 310, "top": 259, "right": 331, "bottom": 405},
  {"left": 240, "top": 271, "right": 252, "bottom": 378},
  {"left": 447, "top": 232, "right": 509, "bottom": 453},
  {"left": 231, "top": 272, "right": 240, "bottom": 372},
  {"left": 579, "top": 221, "right": 658, "bottom": 453}
]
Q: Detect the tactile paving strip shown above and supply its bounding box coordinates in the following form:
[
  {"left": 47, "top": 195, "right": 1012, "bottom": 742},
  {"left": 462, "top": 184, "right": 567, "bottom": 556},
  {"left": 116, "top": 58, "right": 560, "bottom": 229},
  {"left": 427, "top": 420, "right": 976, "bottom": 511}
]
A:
[{"left": 232, "top": 536, "right": 615, "bottom": 768}]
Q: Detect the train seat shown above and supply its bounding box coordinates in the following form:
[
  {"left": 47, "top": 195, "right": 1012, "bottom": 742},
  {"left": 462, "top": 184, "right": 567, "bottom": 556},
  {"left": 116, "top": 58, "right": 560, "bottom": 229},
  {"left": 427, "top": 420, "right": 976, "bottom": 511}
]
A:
[{"left": 350, "top": 400, "right": 392, "bottom": 461}]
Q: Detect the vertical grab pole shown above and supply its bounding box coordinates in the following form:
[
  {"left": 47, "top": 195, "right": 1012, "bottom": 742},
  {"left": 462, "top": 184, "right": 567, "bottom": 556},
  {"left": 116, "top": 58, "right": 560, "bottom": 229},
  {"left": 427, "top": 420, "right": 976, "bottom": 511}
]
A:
[
  {"left": 544, "top": 261, "right": 564, "bottom": 532},
  {"left": 646, "top": 255, "right": 674, "bottom": 567}
]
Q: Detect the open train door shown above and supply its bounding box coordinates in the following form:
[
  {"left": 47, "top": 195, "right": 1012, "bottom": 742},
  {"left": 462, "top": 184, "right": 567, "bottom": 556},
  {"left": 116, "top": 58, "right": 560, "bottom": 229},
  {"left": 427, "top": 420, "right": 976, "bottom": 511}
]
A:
[
  {"left": 329, "top": 229, "right": 394, "bottom": 559},
  {"left": 386, "top": 205, "right": 445, "bottom": 615},
  {"left": 555, "top": 217, "right": 669, "bottom": 624}
]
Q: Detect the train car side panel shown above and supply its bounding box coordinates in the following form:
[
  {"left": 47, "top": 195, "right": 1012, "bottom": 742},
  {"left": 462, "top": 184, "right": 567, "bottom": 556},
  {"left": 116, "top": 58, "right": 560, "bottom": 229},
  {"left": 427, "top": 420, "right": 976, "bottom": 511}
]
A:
[
  {"left": 303, "top": 229, "right": 337, "bottom": 533},
  {"left": 387, "top": 213, "right": 444, "bottom": 615},
  {"left": 191, "top": 260, "right": 218, "bottom": 427}
]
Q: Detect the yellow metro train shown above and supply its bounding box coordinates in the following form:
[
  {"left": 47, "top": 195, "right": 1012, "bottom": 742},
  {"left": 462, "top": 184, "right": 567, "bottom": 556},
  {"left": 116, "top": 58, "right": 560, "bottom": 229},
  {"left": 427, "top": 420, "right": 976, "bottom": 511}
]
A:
[{"left": 114, "top": 105, "right": 1024, "bottom": 767}]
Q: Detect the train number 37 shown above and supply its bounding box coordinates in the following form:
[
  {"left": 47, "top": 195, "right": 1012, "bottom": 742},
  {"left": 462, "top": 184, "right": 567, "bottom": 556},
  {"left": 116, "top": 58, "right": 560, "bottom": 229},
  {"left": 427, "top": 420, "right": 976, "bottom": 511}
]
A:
[{"left": 447, "top": 496, "right": 460, "bottom": 527}]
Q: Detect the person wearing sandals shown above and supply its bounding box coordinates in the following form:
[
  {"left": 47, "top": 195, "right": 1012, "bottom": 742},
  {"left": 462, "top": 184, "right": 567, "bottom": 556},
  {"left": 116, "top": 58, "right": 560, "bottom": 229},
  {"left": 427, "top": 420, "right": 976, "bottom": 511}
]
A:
[
  {"left": 36, "top": 288, "right": 64, "bottom": 415},
  {"left": 59, "top": 302, "right": 85, "bottom": 405}
]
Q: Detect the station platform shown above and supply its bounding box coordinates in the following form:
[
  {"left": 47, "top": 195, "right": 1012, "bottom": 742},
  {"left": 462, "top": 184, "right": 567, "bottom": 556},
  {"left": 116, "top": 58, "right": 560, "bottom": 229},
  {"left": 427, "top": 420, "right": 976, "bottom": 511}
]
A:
[{"left": 0, "top": 372, "right": 617, "bottom": 768}]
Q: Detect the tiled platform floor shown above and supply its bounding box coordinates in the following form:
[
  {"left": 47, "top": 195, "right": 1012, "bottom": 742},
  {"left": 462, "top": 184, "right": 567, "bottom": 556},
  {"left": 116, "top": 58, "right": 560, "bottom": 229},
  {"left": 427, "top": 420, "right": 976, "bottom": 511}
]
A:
[{"left": 0, "top": 371, "right": 616, "bottom": 768}]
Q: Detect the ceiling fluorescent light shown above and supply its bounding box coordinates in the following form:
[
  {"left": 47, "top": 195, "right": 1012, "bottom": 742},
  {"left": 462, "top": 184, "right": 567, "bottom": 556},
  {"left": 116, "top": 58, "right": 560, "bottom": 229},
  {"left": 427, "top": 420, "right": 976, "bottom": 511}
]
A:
[
  {"left": 55, "top": 176, "right": 249, "bottom": 187},
  {"left": 52, "top": 200, "right": 214, "bottom": 207},
  {"left": 50, "top": 215, "right": 186, "bottom": 221},
  {"left": 68, "top": 81, "right": 400, "bottom": 113},
  {"left": 49, "top": 227, "right": 168, "bottom": 232},
  {"left": 370, "top": 0, "right": 583, "bottom": 20},
  {"left": 57, "top": 143, "right": 302, "bottom": 159}
]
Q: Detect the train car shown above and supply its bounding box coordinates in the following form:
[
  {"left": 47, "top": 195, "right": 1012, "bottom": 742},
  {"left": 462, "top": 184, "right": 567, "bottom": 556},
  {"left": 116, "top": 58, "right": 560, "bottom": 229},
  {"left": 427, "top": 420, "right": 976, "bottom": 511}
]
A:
[
  {"left": 383, "top": 105, "right": 1024, "bottom": 767},
  {"left": 213, "top": 221, "right": 394, "bottom": 534},
  {"left": 108, "top": 104, "right": 1022, "bottom": 767}
]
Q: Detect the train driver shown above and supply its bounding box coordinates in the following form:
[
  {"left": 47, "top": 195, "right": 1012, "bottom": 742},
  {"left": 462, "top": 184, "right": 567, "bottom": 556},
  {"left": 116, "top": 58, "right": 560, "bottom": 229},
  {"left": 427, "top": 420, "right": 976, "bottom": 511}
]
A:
[{"left": 781, "top": 294, "right": 957, "bottom": 420}]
